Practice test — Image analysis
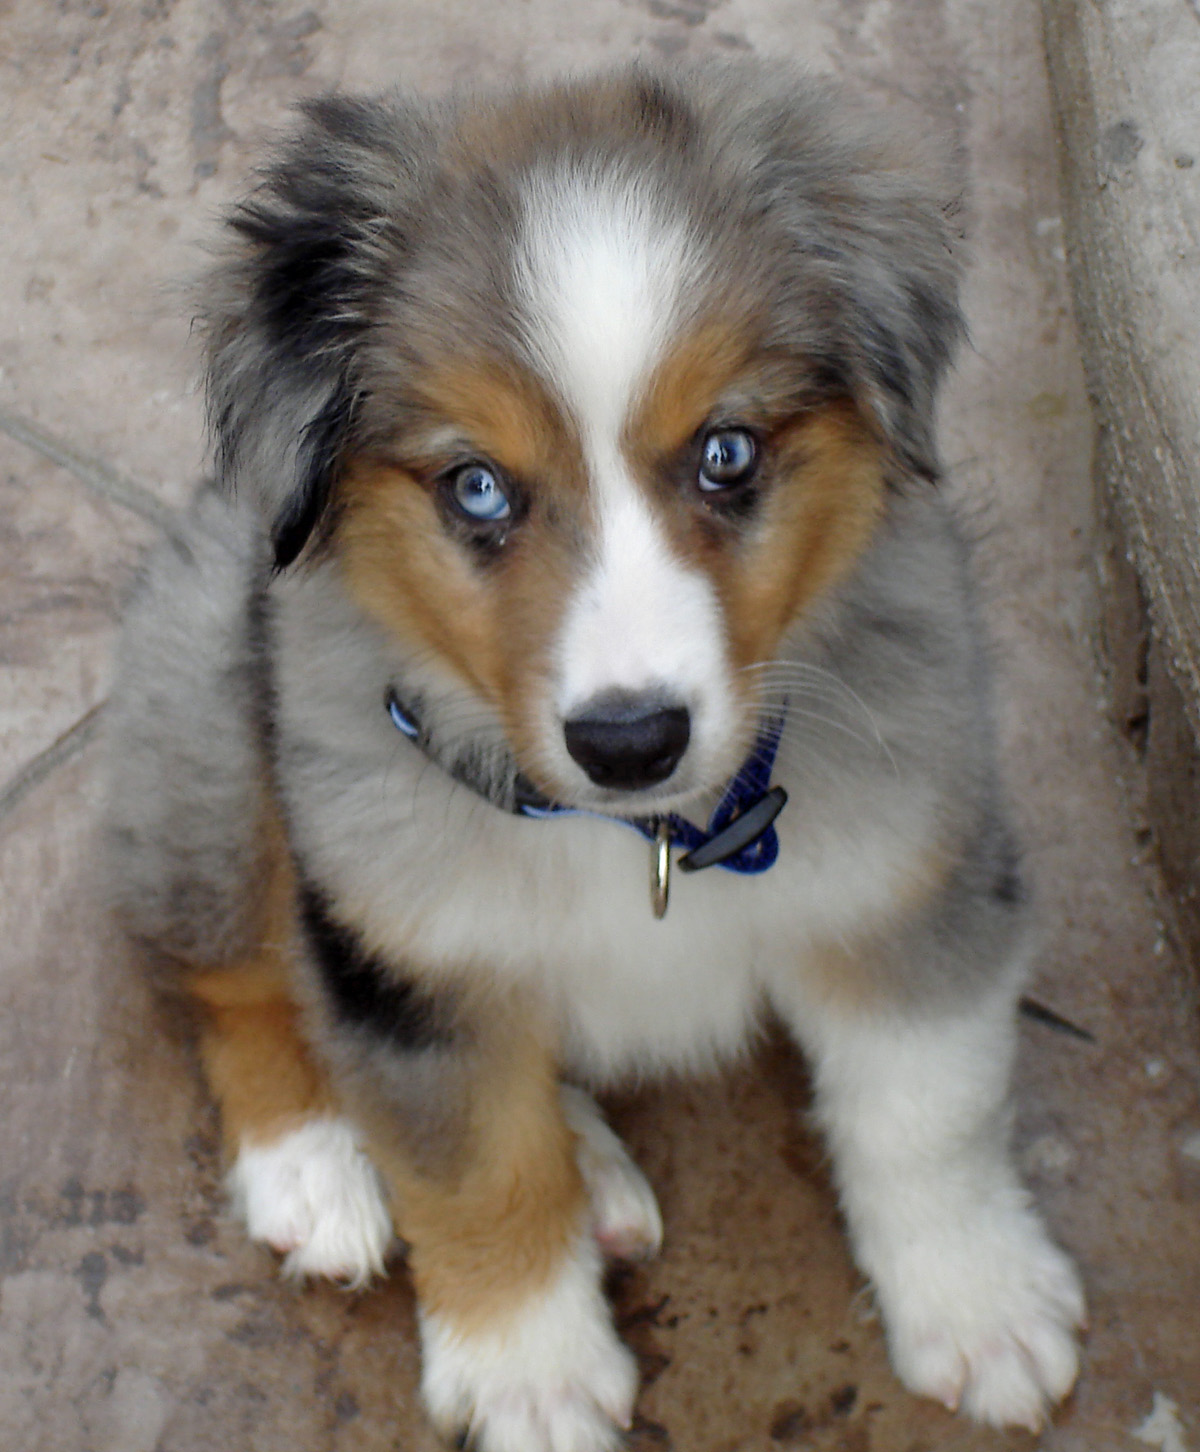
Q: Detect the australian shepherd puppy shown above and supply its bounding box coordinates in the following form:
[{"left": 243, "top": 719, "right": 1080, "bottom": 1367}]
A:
[{"left": 105, "top": 62, "right": 1084, "bottom": 1450}]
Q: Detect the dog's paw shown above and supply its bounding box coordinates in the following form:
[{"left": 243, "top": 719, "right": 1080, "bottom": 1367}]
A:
[
  {"left": 229, "top": 1116, "right": 393, "bottom": 1286},
  {"left": 560, "top": 1085, "right": 663, "bottom": 1263},
  {"left": 420, "top": 1236, "right": 637, "bottom": 1452},
  {"left": 878, "top": 1201, "right": 1084, "bottom": 1430}
]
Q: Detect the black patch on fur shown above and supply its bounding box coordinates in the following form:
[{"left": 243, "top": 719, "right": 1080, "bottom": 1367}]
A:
[
  {"left": 227, "top": 209, "right": 362, "bottom": 359},
  {"left": 987, "top": 829, "right": 1026, "bottom": 908},
  {"left": 271, "top": 375, "right": 361, "bottom": 569},
  {"left": 992, "top": 862, "right": 1024, "bottom": 906},
  {"left": 206, "top": 96, "right": 408, "bottom": 568},
  {"left": 631, "top": 72, "right": 697, "bottom": 148},
  {"left": 302, "top": 93, "right": 398, "bottom": 156},
  {"left": 298, "top": 882, "right": 452, "bottom": 1050}
]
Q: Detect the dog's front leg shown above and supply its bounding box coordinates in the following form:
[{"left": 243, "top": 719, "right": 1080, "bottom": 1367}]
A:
[
  {"left": 776, "top": 974, "right": 1085, "bottom": 1430},
  {"left": 318, "top": 985, "right": 638, "bottom": 1452}
]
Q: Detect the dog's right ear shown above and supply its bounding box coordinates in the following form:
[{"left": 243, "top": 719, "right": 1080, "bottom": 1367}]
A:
[{"left": 202, "top": 95, "right": 427, "bottom": 569}]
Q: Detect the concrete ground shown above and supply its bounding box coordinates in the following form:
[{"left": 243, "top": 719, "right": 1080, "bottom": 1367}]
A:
[{"left": 2, "top": 2, "right": 1198, "bottom": 1450}]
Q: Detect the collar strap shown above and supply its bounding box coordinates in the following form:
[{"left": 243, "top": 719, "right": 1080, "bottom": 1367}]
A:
[{"left": 385, "top": 688, "right": 787, "bottom": 876}]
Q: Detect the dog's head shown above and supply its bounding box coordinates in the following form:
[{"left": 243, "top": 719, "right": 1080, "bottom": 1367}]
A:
[{"left": 204, "top": 66, "right": 961, "bottom": 812}]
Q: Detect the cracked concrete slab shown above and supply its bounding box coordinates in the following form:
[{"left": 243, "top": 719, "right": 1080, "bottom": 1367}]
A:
[{"left": 2, "top": 2, "right": 1198, "bottom": 1450}]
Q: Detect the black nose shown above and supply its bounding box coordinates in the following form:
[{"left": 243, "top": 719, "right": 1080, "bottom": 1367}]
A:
[{"left": 563, "top": 695, "right": 691, "bottom": 791}]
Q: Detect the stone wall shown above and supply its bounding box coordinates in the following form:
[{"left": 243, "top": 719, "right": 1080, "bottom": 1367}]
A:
[{"left": 1042, "top": 0, "right": 1200, "bottom": 962}]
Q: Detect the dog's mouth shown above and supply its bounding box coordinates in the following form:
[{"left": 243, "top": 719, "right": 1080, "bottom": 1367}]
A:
[
  {"left": 548, "top": 774, "right": 716, "bottom": 820},
  {"left": 516, "top": 746, "right": 714, "bottom": 821}
]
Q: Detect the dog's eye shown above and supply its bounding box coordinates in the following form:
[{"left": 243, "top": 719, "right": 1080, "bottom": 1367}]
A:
[
  {"left": 449, "top": 463, "right": 512, "bottom": 523},
  {"left": 698, "top": 428, "right": 758, "bottom": 491}
]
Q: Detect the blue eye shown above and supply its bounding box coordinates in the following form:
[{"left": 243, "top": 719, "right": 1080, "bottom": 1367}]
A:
[
  {"left": 450, "top": 463, "right": 511, "bottom": 522},
  {"left": 699, "top": 428, "right": 758, "bottom": 491}
]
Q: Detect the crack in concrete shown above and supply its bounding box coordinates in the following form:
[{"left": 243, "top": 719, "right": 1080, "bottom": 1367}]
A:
[
  {"left": 0, "top": 701, "right": 105, "bottom": 825},
  {"left": 0, "top": 409, "right": 181, "bottom": 819},
  {"left": 0, "top": 405, "right": 178, "bottom": 535}
]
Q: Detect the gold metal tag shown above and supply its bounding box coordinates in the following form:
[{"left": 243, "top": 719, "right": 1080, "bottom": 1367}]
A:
[{"left": 650, "top": 820, "right": 671, "bottom": 919}]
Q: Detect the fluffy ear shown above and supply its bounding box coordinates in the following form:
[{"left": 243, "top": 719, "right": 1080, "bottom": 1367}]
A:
[
  {"left": 201, "top": 95, "right": 427, "bottom": 568},
  {"left": 731, "top": 72, "right": 965, "bottom": 482},
  {"left": 827, "top": 177, "right": 964, "bottom": 484}
]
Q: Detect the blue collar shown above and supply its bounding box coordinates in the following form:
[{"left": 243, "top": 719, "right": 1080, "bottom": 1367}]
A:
[{"left": 385, "top": 687, "right": 787, "bottom": 879}]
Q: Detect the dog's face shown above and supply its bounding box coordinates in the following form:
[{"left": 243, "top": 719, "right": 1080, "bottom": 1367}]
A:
[
  {"left": 205, "top": 71, "right": 960, "bottom": 811},
  {"left": 335, "top": 169, "right": 888, "bottom": 812}
]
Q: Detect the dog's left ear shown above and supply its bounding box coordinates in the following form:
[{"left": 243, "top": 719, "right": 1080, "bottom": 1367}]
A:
[
  {"left": 829, "top": 180, "right": 964, "bottom": 485},
  {"left": 201, "top": 95, "right": 429, "bottom": 568},
  {"left": 732, "top": 72, "right": 964, "bottom": 482}
]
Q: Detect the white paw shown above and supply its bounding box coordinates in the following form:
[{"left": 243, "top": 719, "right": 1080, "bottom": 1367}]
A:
[
  {"left": 877, "top": 1199, "right": 1085, "bottom": 1430},
  {"left": 420, "top": 1235, "right": 637, "bottom": 1452},
  {"left": 229, "top": 1116, "right": 393, "bottom": 1287},
  {"left": 560, "top": 1085, "right": 663, "bottom": 1263}
]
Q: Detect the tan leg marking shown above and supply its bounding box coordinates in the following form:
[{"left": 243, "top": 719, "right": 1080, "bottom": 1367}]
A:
[
  {"left": 190, "top": 976, "right": 336, "bottom": 1150},
  {"left": 352, "top": 1000, "right": 586, "bottom": 1335},
  {"left": 184, "top": 842, "right": 336, "bottom": 1153}
]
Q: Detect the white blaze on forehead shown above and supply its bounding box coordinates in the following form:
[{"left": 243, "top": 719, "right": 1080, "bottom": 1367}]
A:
[
  {"left": 554, "top": 479, "right": 729, "bottom": 716},
  {"left": 515, "top": 166, "right": 734, "bottom": 761},
  {"left": 514, "top": 164, "right": 698, "bottom": 445}
]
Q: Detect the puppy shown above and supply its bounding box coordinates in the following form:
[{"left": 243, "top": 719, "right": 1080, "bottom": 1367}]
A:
[{"left": 105, "top": 63, "right": 1085, "bottom": 1450}]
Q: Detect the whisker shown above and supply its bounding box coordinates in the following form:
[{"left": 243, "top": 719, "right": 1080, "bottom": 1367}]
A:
[
  {"left": 782, "top": 705, "right": 883, "bottom": 756},
  {"left": 740, "top": 659, "right": 895, "bottom": 767}
]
